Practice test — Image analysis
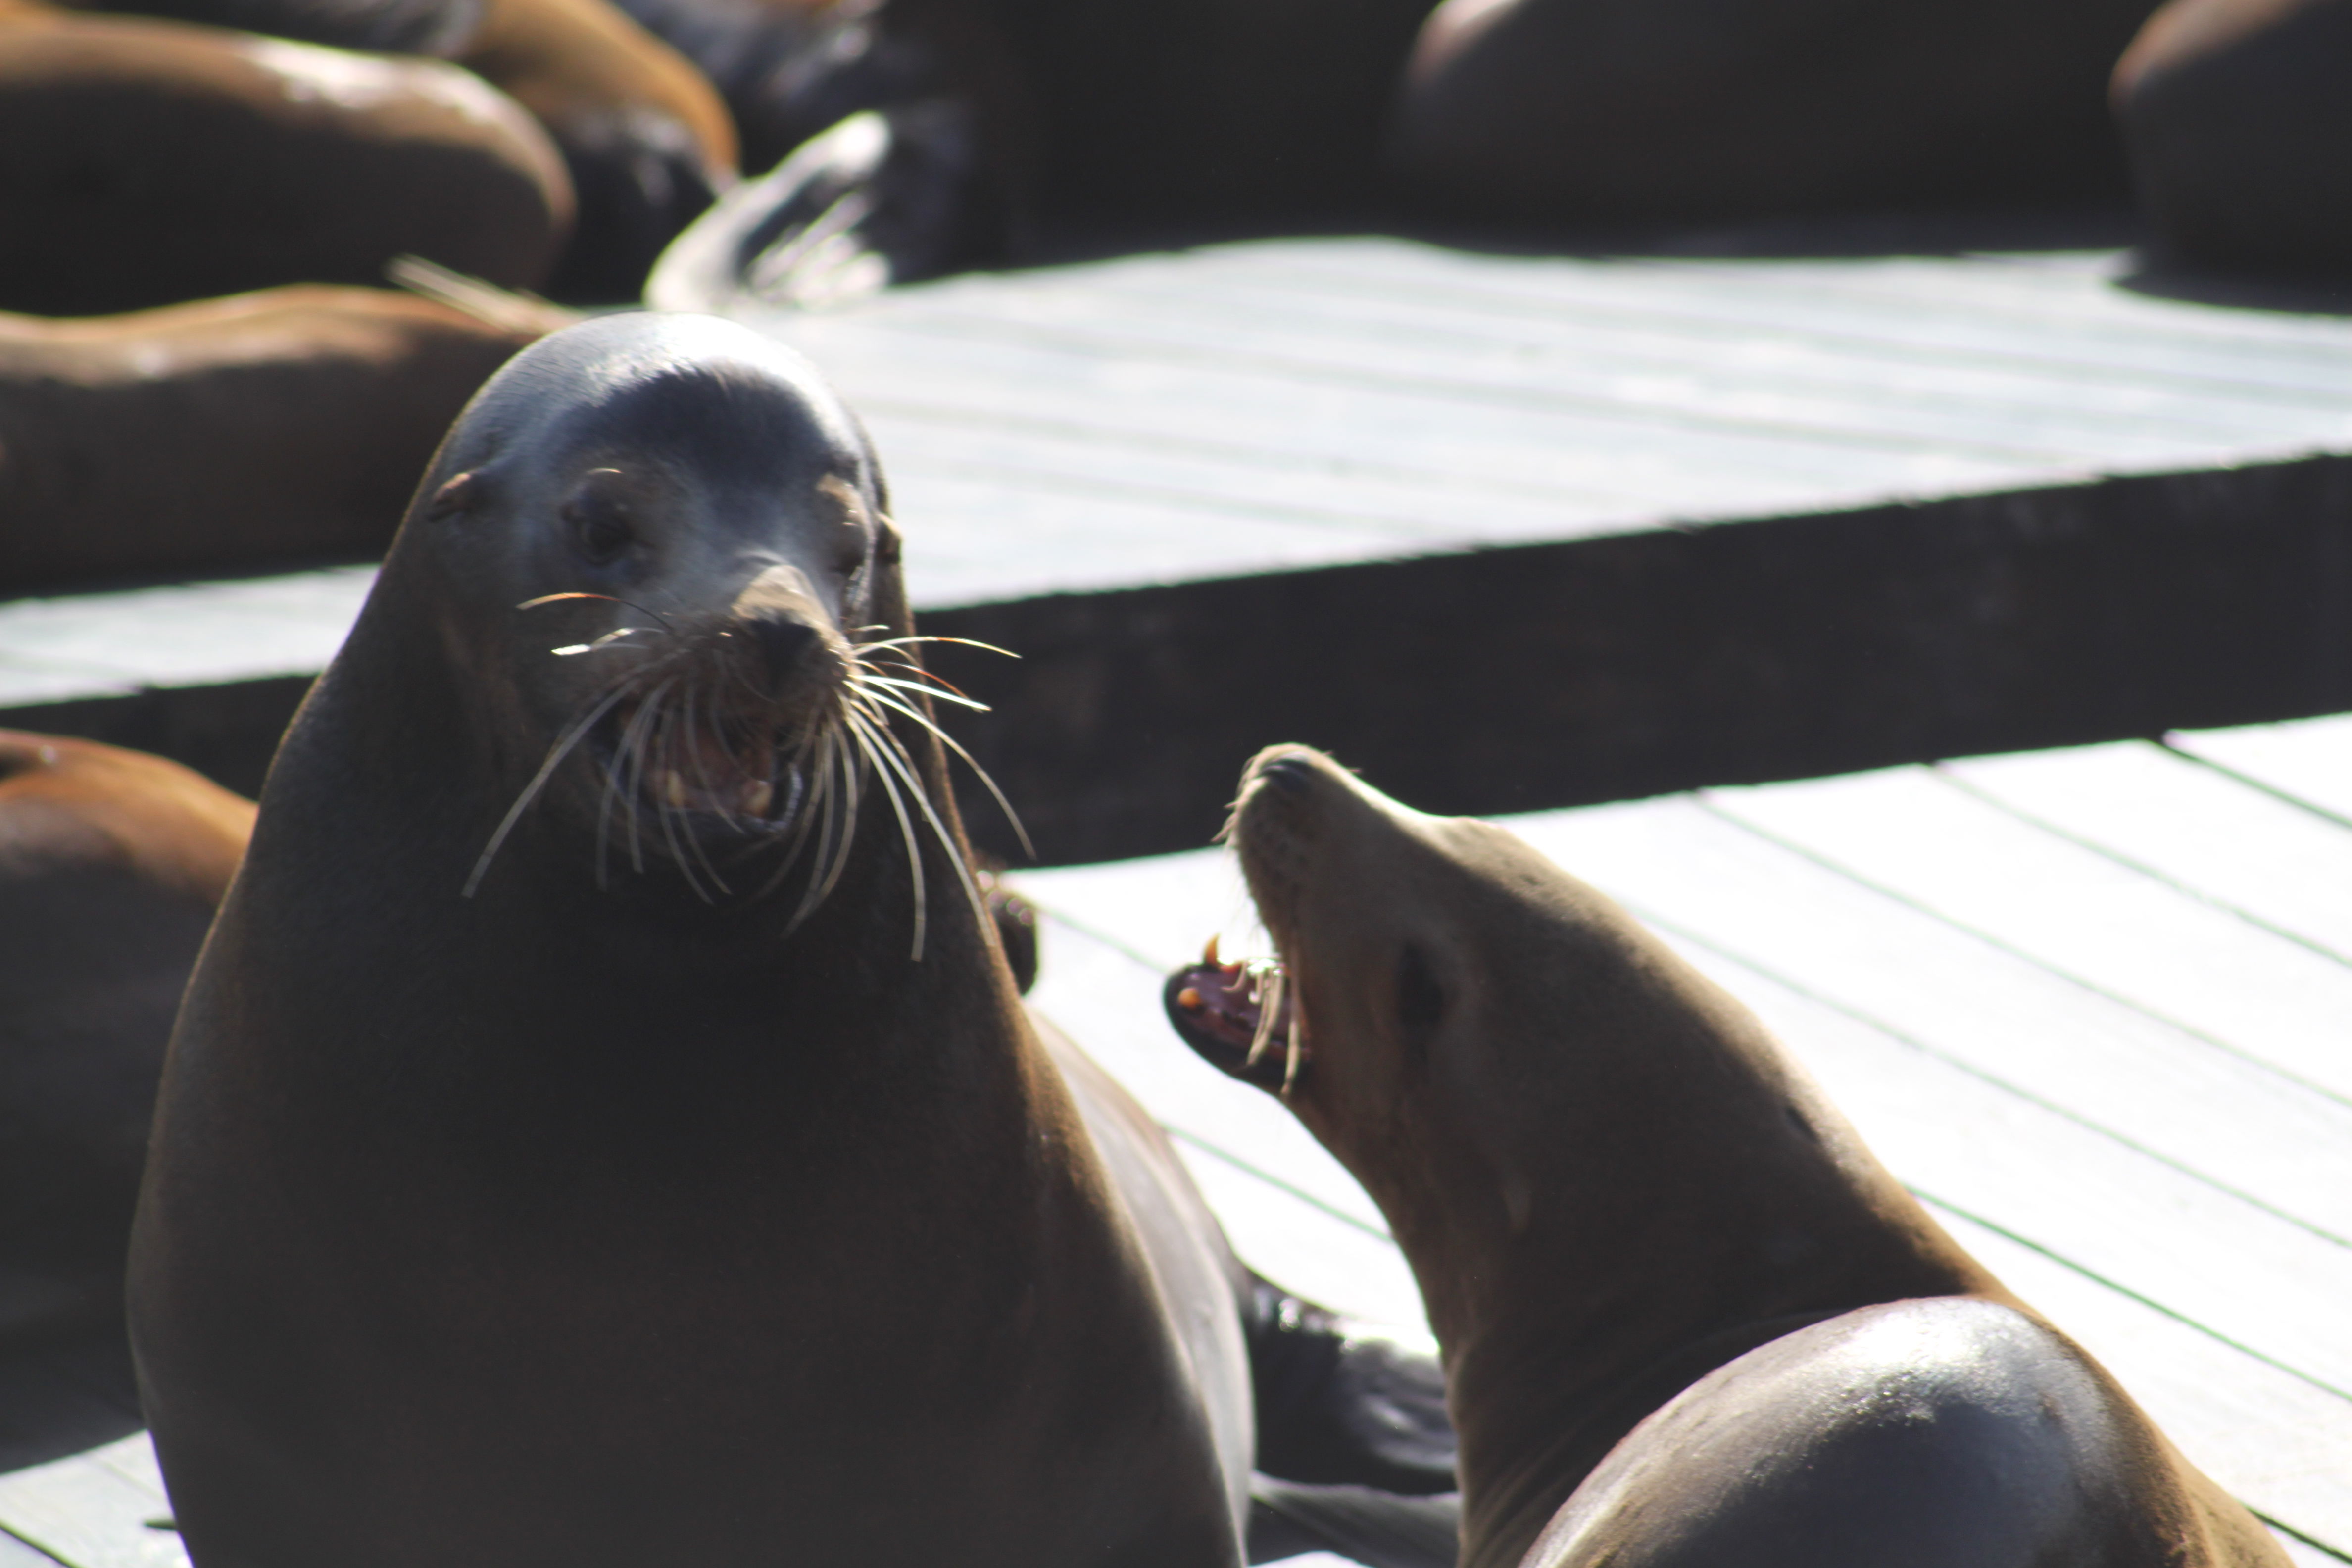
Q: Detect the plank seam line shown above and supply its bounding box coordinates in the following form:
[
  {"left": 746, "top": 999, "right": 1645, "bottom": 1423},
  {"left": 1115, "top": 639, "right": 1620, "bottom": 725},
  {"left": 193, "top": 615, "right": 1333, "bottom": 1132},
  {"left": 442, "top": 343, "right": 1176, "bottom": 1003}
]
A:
[
  {"left": 1072, "top": 275, "right": 2333, "bottom": 439},
  {"left": 2161, "top": 737, "right": 2352, "bottom": 837},
  {"left": 2255, "top": 1510, "right": 2352, "bottom": 1564},
  {"left": 1936, "top": 760, "right": 2352, "bottom": 973},
  {"left": 887, "top": 455, "right": 1476, "bottom": 539},
  {"left": 869, "top": 310, "right": 2092, "bottom": 465},
  {"left": 1913, "top": 1186, "right": 2352, "bottom": 1409},
  {"left": 1165, "top": 1129, "right": 1396, "bottom": 1244},
  {"left": 1622, "top": 897, "right": 2352, "bottom": 1258},
  {"left": 0, "top": 1524, "right": 68, "bottom": 1568},
  {"left": 1692, "top": 794, "right": 2352, "bottom": 1120},
  {"left": 1237, "top": 261, "right": 2352, "bottom": 405},
  {"left": 849, "top": 397, "right": 1660, "bottom": 510}
]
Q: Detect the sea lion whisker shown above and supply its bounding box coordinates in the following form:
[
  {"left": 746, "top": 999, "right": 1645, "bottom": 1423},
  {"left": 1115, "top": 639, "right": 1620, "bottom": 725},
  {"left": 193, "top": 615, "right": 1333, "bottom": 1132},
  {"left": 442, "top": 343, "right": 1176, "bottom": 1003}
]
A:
[
  {"left": 463, "top": 677, "right": 647, "bottom": 898},
  {"left": 854, "top": 670, "right": 990, "bottom": 713},
  {"left": 843, "top": 707, "right": 929, "bottom": 959},
  {"left": 852, "top": 685, "right": 1035, "bottom": 861},
  {"left": 784, "top": 721, "right": 866, "bottom": 935},
  {"left": 516, "top": 591, "right": 678, "bottom": 635},
  {"left": 754, "top": 730, "right": 836, "bottom": 901},
  {"left": 648, "top": 701, "right": 723, "bottom": 904},
  {"left": 615, "top": 676, "right": 678, "bottom": 878},
  {"left": 844, "top": 698, "right": 991, "bottom": 956},
  {"left": 669, "top": 681, "right": 737, "bottom": 896}
]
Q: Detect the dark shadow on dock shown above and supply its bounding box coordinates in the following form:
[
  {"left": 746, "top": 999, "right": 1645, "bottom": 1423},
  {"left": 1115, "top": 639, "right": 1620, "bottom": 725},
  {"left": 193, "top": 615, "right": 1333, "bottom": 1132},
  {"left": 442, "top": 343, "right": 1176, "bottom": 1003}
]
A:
[{"left": 0, "top": 1323, "right": 142, "bottom": 1474}]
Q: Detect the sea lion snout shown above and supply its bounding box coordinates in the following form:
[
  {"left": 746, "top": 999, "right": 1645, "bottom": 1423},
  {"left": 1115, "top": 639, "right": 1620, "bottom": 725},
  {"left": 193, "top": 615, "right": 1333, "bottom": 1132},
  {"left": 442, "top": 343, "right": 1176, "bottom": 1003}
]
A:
[{"left": 719, "top": 562, "right": 853, "bottom": 717}]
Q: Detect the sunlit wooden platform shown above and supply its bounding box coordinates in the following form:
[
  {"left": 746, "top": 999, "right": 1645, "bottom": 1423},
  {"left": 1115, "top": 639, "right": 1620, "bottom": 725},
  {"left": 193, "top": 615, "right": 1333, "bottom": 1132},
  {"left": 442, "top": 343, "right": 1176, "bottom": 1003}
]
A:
[
  {"left": 4, "top": 229, "right": 2351, "bottom": 1565},
  {"left": 4, "top": 710, "right": 2345, "bottom": 1565},
  {"left": 5, "top": 237, "right": 2350, "bottom": 857}
]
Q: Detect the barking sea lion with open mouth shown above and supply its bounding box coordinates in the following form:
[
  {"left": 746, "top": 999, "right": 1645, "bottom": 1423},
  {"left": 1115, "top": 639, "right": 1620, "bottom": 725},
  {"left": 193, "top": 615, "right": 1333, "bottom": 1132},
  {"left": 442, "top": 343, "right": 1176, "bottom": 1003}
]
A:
[
  {"left": 1168, "top": 744, "right": 2288, "bottom": 1568},
  {"left": 128, "top": 317, "right": 1454, "bottom": 1568}
]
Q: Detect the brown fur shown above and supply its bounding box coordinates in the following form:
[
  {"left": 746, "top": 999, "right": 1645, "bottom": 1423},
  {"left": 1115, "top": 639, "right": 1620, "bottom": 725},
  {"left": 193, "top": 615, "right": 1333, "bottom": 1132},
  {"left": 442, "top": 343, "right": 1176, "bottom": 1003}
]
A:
[
  {"left": 0, "top": 0, "right": 572, "bottom": 315},
  {"left": 0, "top": 284, "right": 560, "bottom": 590},
  {"left": 1212, "top": 745, "right": 2286, "bottom": 1568},
  {"left": 0, "top": 732, "right": 252, "bottom": 1342},
  {"left": 128, "top": 314, "right": 1252, "bottom": 1567}
]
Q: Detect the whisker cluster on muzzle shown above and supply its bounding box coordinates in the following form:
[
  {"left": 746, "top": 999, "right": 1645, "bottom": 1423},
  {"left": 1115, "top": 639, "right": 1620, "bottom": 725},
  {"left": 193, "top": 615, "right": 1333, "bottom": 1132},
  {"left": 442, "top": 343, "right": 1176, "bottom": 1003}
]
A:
[{"left": 465, "top": 606, "right": 1029, "bottom": 962}]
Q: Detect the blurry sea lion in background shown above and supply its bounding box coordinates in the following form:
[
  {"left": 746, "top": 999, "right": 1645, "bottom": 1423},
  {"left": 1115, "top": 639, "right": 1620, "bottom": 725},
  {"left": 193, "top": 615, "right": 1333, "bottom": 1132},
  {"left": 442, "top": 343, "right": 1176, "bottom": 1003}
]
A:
[
  {"left": 642, "top": 0, "right": 2168, "bottom": 312},
  {"left": 0, "top": 734, "right": 252, "bottom": 1345},
  {"left": 455, "top": 0, "right": 738, "bottom": 299},
  {"left": 0, "top": 0, "right": 573, "bottom": 314},
  {"left": 1170, "top": 745, "right": 2288, "bottom": 1568},
  {"left": 0, "top": 282, "right": 561, "bottom": 590},
  {"left": 53, "top": 0, "right": 735, "bottom": 303},
  {"left": 2111, "top": 0, "right": 2352, "bottom": 276},
  {"left": 1388, "top": 0, "right": 2164, "bottom": 224}
]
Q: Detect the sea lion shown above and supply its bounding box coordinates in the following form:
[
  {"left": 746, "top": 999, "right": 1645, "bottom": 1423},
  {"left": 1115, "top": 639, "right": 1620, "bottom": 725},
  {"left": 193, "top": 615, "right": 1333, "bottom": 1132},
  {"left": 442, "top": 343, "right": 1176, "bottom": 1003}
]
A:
[
  {"left": 53, "top": 0, "right": 736, "bottom": 303},
  {"left": 1386, "top": 0, "right": 2162, "bottom": 224},
  {"left": 56, "top": 0, "right": 483, "bottom": 55},
  {"left": 456, "top": 0, "right": 739, "bottom": 301},
  {"left": 1167, "top": 745, "right": 2289, "bottom": 1568},
  {"left": 0, "top": 0, "right": 572, "bottom": 315},
  {"left": 2111, "top": 0, "right": 2352, "bottom": 276},
  {"left": 126, "top": 313, "right": 1452, "bottom": 1568},
  {"left": 0, "top": 282, "right": 565, "bottom": 591},
  {"left": 0, "top": 733, "right": 253, "bottom": 1345}
]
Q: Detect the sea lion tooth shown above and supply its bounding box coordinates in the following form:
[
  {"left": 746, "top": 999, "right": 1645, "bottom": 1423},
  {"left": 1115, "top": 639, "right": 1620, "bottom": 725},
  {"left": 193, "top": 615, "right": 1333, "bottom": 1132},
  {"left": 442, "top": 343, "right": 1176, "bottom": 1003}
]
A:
[
  {"left": 1203, "top": 933, "right": 1221, "bottom": 965},
  {"left": 741, "top": 779, "right": 774, "bottom": 817},
  {"left": 660, "top": 768, "right": 687, "bottom": 808}
]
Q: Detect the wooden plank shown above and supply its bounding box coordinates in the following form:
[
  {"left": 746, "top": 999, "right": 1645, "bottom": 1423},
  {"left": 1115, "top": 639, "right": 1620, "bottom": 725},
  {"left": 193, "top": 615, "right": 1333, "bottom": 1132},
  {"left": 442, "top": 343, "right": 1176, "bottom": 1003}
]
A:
[
  {"left": 1945, "top": 741, "right": 2352, "bottom": 961},
  {"left": 1928, "top": 1208, "right": 2351, "bottom": 1557},
  {"left": 1247, "top": 244, "right": 2352, "bottom": 387},
  {"left": 1012, "top": 774, "right": 2352, "bottom": 1556},
  {"left": 0, "top": 1530, "right": 67, "bottom": 1567},
  {"left": 1702, "top": 762, "right": 2352, "bottom": 1100},
  {"left": 1507, "top": 797, "right": 2352, "bottom": 1247},
  {"left": 0, "top": 1439, "right": 181, "bottom": 1568},
  {"left": 1650, "top": 934, "right": 2352, "bottom": 1494},
  {"left": 937, "top": 262, "right": 2336, "bottom": 457},
  {"left": 2171, "top": 714, "right": 2352, "bottom": 825}
]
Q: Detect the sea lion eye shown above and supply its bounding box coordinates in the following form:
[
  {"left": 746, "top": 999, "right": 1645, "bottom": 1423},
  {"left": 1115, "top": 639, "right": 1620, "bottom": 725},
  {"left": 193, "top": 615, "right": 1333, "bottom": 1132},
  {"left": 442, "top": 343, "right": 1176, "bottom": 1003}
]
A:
[
  {"left": 564, "top": 471, "right": 636, "bottom": 566},
  {"left": 1398, "top": 943, "right": 1445, "bottom": 1037}
]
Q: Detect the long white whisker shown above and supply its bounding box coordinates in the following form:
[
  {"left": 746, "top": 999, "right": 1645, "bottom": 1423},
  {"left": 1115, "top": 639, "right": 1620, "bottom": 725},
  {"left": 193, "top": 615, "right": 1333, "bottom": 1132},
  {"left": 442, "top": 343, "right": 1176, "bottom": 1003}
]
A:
[
  {"left": 844, "top": 708, "right": 928, "bottom": 959},
  {"left": 649, "top": 703, "right": 719, "bottom": 905},
  {"left": 853, "top": 684, "right": 1035, "bottom": 862},
  {"left": 464, "top": 679, "right": 642, "bottom": 898},
  {"left": 846, "top": 698, "right": 990, "bottom": 951}
]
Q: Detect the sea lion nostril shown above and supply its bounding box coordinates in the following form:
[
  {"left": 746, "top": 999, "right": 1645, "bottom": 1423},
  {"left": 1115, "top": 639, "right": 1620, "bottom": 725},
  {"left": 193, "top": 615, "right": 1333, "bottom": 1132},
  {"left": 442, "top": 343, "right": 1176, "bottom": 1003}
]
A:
[{"left": 746, "top": 613, "right": 822, "bottom": 675}]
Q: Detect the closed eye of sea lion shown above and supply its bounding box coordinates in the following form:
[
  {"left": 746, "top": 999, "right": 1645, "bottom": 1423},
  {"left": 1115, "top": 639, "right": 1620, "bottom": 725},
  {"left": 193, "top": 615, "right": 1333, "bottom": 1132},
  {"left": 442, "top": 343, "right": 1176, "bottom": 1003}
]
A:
[{"left": 1168, "top": 744, "right": 2290, "bottom": 1568}]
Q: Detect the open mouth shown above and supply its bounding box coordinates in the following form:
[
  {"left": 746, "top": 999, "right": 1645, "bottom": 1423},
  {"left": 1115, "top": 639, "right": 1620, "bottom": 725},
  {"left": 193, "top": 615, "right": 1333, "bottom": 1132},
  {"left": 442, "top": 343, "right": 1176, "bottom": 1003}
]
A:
[
  {"left": 593, "top": 688, "right": 820, "bottom": 833},
  {"left": 1163, "top": 935, "right": 1309, "bottom": 1092}
]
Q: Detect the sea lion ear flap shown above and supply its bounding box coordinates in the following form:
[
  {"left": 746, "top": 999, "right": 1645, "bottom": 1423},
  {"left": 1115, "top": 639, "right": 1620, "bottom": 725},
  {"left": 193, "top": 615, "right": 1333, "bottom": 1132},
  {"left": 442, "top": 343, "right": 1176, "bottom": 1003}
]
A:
[
  {"left": 422, "top": 470, "right": 485, "bottom": 523},
  {"left": 868, "top": 515, "right": 913, "bottom": 637}
]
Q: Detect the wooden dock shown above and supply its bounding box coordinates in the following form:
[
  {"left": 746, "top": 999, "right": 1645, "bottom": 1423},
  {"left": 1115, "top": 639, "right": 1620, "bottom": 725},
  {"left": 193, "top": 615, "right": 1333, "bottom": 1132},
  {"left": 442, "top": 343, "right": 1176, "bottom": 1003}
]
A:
[
  {"left": 3, "top": 711, "right": 2345, "bottom": 1565},
  {"left": 2, "top": 230, "right": 2349, "bottom": 1565}
]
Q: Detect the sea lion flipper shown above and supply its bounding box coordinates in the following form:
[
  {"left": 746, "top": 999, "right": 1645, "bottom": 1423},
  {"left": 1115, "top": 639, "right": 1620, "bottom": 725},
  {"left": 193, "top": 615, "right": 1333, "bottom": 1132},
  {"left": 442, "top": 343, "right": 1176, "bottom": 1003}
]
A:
[
  {"left": 1243, "top": 1274, "right": 1457, "bottom": 1495},
  {"left": 1245, "top": 1476, "right": 1460, "bottom": 1568},
  {"left": 644, "top": 103, "right": 1000, "bottom": 313}
]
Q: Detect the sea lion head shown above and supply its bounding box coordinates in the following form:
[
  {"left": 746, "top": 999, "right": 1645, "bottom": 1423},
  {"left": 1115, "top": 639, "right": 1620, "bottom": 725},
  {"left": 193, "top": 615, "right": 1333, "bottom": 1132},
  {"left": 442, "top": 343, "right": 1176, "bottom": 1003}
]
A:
[
  {"left": 1164, "top": 745, "right": 1796, "bottom": 1320},
  {"left": 352, "top": 311, "right": 941, "bottom": 921}
]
